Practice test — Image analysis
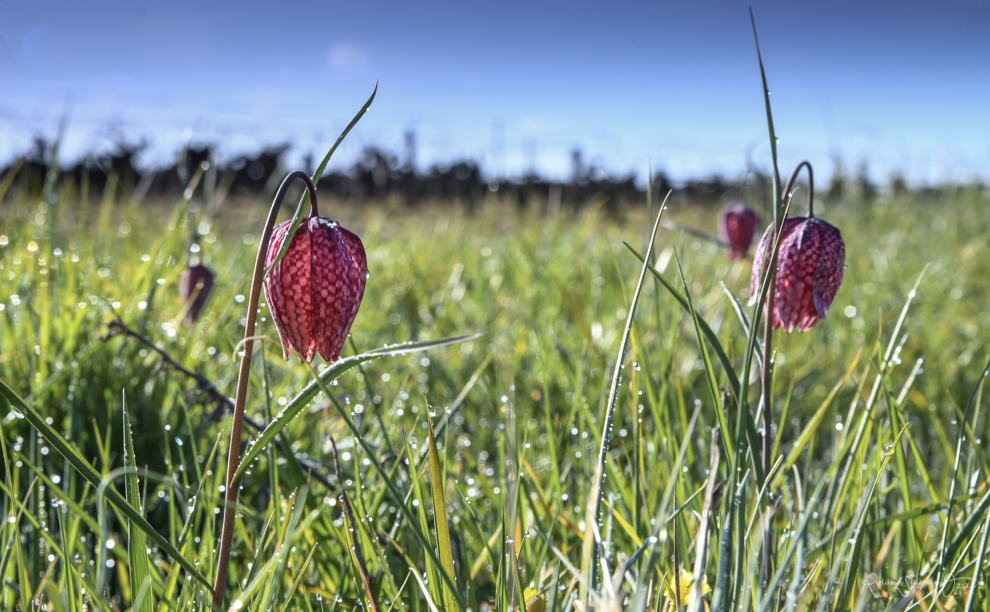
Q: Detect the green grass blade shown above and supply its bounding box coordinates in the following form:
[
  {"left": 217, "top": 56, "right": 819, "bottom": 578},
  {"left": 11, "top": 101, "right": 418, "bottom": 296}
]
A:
[
  {"left": 0, "top": 381, "right": 217, "bottom": 598},
  {"left": 832, "top": 426, "right": 905, "bottom": 611},
  {"left": 586, "top": 192, "right": 668, "bottom": 593},
  {"left": 936, "top": 355, "right": 990, "bottom": 584},
  {"left": 624, "top": 243, "right": 741, "bottom": 392},
  {"left": 755, "top": 477, "right": 828, "bottom": 612},
  {"left": 232, "top": 333, "right": 482, "bottom": 484},
  {"left": 402, "top": 429, "right": 444, "bottom": 609},
  {"left": 749, "top": 7, "right": 782, "bottom": 215},
  {"left": 264, "top": 82, "right": 378, "bottom": 276},
  {"left": 123, "top": 391, "right": 156, "bottom": 612},
  {"left": 427, "top": 413, "right": 460, "bottom": 612},
  {"left": 772, "top": 352, "right": 861, "bottom": 488},
  {"left": 671, "top": 248, "right": 733, "bottom": 463},
  {"left": 307, "top": 367, "right": 468, "bottom": 611},
  {"left": 277, "top": 543, "right": 319, "bottom": 612}
]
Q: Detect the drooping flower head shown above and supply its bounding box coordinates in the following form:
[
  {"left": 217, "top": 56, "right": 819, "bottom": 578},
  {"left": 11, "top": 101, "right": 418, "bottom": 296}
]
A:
[
  {"left": 263, "top": 216, "right": 367, "bottom": 362},
  {"left": 180, "top": 264, "right": 214, "bottom": 325},
  {"left": 718, "top": 203, "right": 759, "bottom": 259},
  {"left": 748, "top": 162, "right": 845, "bottom": 332}
]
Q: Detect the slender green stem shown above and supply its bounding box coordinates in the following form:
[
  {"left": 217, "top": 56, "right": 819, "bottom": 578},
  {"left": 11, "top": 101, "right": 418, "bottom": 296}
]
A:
[{"left": 759, "top": 160, "right": 813, "bottom": 584}]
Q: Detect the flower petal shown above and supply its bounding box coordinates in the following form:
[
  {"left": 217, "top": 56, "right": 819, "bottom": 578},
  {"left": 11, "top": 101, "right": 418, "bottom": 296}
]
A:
[
  {"left": 264, "top": 219, "right": 317, "bottom": 362},
  {"left": 310, "top": 218, "right": 368, "bottom": 362}
]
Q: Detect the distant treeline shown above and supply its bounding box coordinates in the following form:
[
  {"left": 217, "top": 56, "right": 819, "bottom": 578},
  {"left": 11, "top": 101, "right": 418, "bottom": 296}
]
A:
[{"left": 0, "top": 137, "right": 963, "bottom": 211}]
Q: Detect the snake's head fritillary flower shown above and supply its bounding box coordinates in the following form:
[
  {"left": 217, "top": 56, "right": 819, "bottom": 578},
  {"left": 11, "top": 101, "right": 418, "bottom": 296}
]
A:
[
  {"left": 262, "top": 217, "right": 368, "bottom": 362},
  {"left": 718, "top": 203, "right": 759, "bottom": 259},
  {"left": 180, "top": 264, "right": 215, "bottom": 325},
  {"left": 748, "top": 216, "right": 845, "bottom": 332}
]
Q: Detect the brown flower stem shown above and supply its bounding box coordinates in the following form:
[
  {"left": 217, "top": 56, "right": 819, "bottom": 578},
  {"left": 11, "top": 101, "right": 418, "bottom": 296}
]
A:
[{"left": 212, "top": 170, "right": 318, "bottom": 609}]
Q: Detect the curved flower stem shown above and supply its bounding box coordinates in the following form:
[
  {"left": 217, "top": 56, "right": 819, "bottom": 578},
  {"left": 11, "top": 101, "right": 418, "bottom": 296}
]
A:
[
  {"left": 759, "top": 160, "right": 813, "bottom": 584},
  {"left": 782, "top": 161, "right": 814, "bottom": 218},
  {"left": 212, "top": 170, "right": 318, "bottom": 609}
]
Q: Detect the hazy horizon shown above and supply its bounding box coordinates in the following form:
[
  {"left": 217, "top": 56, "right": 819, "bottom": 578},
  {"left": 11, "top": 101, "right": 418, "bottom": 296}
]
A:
[{"left": 2, "top": 1, "right": 988, "bottom": 186}]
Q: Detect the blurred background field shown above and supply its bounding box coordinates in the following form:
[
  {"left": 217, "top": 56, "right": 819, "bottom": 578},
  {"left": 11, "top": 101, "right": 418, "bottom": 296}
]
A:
[{"left": 2, "top": 166, "right": 990, "bottom": 609}]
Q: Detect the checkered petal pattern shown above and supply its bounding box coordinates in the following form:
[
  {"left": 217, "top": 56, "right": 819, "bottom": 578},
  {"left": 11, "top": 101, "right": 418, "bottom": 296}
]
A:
[
  {"left": 263, "top": 217, "right": 368, "bottom": 362},
  {"left": 748, "top": 216, "right": 845, "bottom": 332}
]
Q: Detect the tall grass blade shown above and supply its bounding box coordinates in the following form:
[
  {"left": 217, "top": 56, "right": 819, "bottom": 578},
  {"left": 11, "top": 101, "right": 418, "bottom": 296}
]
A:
[
  {"left": 585, "top": 192, "right": 668, "bottom": 593},
  {"left": 0, "top": 381, "right": 216, "bottom": 597},
  {"left": 122, "top": 391, "right": 156, "bottom": 612},
  {"left": 624, "top": 243, "right": 740, "bottom": 392},
  {"left": 265, "top": 83, "right": 378, "bottom": 276},
  {"left": 277, "top": 543, "right": 319, "bottom": 612},
  {"left": 687, "top": 430, "right": 721, "bottom": 612},
  {"left": 428, "top": 413, "right": 461, "bottom": 612},
  {"left": 232, "top": 333, "right": 482, "bottom": 484},
  {"left": 403, "top": 429, "right": 444, "bottom": 609},
  {"left": 330, "top": 436, "right": 380, "bottom": 612},
  {"left": 936, "top": 355, "right": 990, "bottom": 586}
]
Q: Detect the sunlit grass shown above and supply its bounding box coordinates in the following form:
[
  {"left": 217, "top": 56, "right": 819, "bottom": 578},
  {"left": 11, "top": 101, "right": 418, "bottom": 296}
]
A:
[{"left": 1, "top": 174, "right": 989, "bottom": 610}]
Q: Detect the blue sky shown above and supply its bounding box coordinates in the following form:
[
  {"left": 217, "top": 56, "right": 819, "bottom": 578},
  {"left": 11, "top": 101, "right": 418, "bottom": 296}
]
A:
[{"left": 1, "top": 1, "right": 988, "bottom": 184}]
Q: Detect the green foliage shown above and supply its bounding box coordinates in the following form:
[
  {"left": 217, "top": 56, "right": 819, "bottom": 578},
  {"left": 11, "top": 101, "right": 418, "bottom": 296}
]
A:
[{"left": 1, "top": 164, "right": 990, "bottom": 611}]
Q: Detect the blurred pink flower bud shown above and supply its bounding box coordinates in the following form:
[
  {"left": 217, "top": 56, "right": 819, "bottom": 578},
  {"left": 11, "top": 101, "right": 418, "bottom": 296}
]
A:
[
  {"left": 748, "top": 216, "right": 845, "bottom": 332},
  {"left": 718, "top": 203, "right": 759, "bottom": 259},
  {"left": 180, "top": 264, "right": 215, "bottom": 325},
  {"left": 263, "top": 216, "right": 368, "bottom": 362}
]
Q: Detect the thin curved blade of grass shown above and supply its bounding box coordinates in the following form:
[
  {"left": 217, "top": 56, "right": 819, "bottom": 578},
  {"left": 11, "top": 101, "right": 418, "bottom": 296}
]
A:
[
  {"left": 277, "top": 543, "right": 319, "bottom": 612},
  {"left": 672, "top": 249, "right": 734, "bottom": 463},
  {"left": 311, "top": 371, "right": 469, "bottom": 611},
  {"left": 936, "top": 354, "right": 990, "bottom": 584},
  {"left": 772, "top": 351, "right": 861, "bottom": 489},
  {"left": 330, "top": 437, "right": 380, "bottom": 612},
  {"left": 264, "top": 83, "right": 378, "bottom": 277},
  {"left": 0, "top": 381, "right": 216, "bottom": 598},
  {"left": 256, "top": 489, "right": 301, "bottom": 609},
  {"left": 626, "top": 241, "right": 764, "bottom": 480},
  {"left": 0, "top": 416, "right": 23, "bottom": 599},
  {"left": 718, "top": 281, "right": 763, "bottom": 368},
  {"left": 13, "top": 454, "right": 103, "bottom": 537},
  {"left": 687, "top": 432, "right": 721, "bottom": 612},
  {"left": 585, "top": 192, "right": 668, "bottom": 593},
  {"left": 932, "top": 486, "right": 990, "bottom": 583},
  {"left": 749, "top": 7, "right": 782, "bottom": 214},
  {"left": 233, "top": 503, "right": 277, "bottom": 603},
  {"left": 963, "top": 507, "right": 990, "bottom": 612},
  {"left": 123, "top": 391, "right": 155, "bottom": 612},
  {"left": 403, "top": 429, "right": 444, "bottom": 608},
  {"left": 55, "top": 501, "right": 77, "bottom": 612},
  {"left": 755, "top": 477, "right": 828, "bottom": 612},
  {"left": 827, "top": 270, "right": 927, "bottom": 530},
  {"left": 829, "top": 425, "right": 906, "bottom": 612},
  {"left": 427, "top": 414, "right": 460, "bottom": 612},
  {"left": 0, "top": 478, "right": 115, "bottom": 612},
  {"left": 626, "top": 404, "right": 702, "bottom": 612},
  {"left": 238, "top": 497, "right": 323, "bottom": 605},
  {"left": 157, "top": 436, "right": 222, "bottom": 611},
  {"left": 624, "top": 242, "right": 740, "bottom": 392},
  {"left": 233, "top": 332, "right": 482, "bottom": 484},
  {"left": 710, "top": 470, "right": 750, "bottom": 612}
]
